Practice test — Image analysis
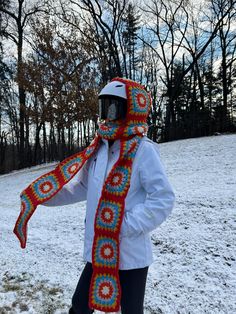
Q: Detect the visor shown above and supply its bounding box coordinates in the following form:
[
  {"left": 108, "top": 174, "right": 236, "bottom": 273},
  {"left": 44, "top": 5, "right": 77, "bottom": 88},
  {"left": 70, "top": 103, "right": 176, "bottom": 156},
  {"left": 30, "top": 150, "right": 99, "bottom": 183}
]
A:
[{"left": 98, "top": 96, "right": 127, "bottom": 121}]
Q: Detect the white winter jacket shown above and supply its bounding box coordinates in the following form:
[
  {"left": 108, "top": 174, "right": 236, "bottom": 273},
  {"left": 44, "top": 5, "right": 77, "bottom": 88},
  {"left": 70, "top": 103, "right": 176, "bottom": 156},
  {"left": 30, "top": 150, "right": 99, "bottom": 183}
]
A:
[{"left": 44, "top": 136, "right": 175, "bottom": 270}]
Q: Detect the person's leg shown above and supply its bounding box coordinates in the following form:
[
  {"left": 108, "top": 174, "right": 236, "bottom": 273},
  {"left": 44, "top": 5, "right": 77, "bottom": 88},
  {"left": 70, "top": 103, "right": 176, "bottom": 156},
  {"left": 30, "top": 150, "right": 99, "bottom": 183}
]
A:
[
  {"left": 119, "top": 266, "right": 148, "bottom": 314},
  {"left": 69, "top": 262, "right": 94, "bottom": 314}
]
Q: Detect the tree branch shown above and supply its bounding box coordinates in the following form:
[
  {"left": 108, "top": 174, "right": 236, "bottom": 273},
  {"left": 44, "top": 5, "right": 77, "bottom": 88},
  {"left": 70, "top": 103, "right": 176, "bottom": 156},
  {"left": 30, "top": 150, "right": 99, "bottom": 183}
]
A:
[{"left": 0, "top": 8, "right": 18, "bottom": 21}]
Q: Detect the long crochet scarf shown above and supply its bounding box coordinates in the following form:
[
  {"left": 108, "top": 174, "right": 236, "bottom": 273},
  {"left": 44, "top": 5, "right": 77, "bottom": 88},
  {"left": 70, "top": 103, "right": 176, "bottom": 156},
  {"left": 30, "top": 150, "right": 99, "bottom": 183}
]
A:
[{"left": 14, "top": 77, "right": 151, "bottom": 312}]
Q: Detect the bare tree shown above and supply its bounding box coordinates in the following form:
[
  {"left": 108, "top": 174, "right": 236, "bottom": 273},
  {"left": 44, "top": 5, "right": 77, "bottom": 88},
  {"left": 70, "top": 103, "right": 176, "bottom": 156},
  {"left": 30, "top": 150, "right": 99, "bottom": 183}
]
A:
[
  {"left": 209, "top": 0, "right": 236, "bottom": 131},
  {"left": 141, "top": 0, "right": 189, "bottom": 140},
  {"left": 0, "top": 0, "right": 46, "bottom": 167},
  {"left": 61, "top": 0, "right": 128, "bottom": 81},
  {"left": 141, "top": 0, "right": 236, "bottom": 140}
]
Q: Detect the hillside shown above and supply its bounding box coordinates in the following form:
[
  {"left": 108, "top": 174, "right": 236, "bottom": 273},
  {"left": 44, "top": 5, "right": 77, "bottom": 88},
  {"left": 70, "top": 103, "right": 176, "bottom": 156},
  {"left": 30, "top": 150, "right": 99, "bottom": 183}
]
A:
[{"left": 0, "top": 134, "right": 236, "bottom": 314}]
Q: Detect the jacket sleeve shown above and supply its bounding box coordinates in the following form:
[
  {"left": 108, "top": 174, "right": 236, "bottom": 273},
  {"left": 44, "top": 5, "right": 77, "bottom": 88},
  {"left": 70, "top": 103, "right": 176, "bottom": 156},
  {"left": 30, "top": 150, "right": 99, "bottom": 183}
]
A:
[
  {"left": 42, "top": 161, "right": 89, "bottom": 207},
  {"left": 120, "top": 140, "right": 175, "bottom": 237}
]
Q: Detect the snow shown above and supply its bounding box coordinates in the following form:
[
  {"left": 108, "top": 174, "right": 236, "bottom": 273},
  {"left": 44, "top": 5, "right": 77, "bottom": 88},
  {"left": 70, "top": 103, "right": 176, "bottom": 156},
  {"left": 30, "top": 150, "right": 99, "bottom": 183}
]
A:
[{"left": 0, "top": 134, "right": 236, "bottom": 313}]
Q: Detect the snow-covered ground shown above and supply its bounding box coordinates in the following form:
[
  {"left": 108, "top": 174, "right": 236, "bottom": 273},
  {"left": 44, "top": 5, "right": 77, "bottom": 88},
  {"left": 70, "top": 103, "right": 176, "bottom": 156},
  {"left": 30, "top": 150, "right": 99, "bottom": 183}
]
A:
[{"left": 0, "top": 134, "right": 236, "bottom": 314}]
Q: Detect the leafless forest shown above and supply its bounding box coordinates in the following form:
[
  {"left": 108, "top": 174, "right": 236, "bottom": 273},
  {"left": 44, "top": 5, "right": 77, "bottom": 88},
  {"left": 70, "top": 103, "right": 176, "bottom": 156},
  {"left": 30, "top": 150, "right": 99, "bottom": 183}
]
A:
[{"left": 0, "top": 0, "right": 236, "bottom": 173}]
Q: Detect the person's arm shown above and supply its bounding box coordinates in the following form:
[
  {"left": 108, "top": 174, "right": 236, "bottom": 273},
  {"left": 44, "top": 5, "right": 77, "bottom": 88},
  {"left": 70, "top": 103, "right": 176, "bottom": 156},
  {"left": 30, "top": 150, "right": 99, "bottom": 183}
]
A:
[
  {"left": 120, "top": 141, "right": 175, "bottom": 236},
  {"left": 42, "top": 161, "right": 89, "bottom": 207}
]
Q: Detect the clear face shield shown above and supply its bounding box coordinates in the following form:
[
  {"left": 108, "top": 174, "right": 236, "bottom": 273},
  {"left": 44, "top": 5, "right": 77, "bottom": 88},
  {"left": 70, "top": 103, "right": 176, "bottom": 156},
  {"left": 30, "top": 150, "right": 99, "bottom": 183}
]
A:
[{"left": 98, "top": 96, "right": 127, "bottom": 121}]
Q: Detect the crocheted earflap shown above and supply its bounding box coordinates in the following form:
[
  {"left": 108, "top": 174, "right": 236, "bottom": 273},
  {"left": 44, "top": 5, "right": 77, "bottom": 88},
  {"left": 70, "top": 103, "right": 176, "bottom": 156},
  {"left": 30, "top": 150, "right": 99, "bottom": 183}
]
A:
[{"left": 111, "top": 77, "right": 151, "bottom": 125}]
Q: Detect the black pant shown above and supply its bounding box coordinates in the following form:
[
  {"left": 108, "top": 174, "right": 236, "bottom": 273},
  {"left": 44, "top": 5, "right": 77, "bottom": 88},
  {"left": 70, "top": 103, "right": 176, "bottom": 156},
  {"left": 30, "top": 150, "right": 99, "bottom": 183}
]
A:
[{"left": 69, "top": 262, "right": 148, "bottom": 314}]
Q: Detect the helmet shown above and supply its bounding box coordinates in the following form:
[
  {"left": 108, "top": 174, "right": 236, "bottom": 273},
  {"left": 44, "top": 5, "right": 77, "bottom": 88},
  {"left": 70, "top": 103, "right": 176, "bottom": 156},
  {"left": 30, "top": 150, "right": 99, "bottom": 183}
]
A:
[
  {"left": 98, "top": 77, "right": 151, "bottom": 124},
  {"left": 98, "top": 81, "right": 127, "bottom": 121}
]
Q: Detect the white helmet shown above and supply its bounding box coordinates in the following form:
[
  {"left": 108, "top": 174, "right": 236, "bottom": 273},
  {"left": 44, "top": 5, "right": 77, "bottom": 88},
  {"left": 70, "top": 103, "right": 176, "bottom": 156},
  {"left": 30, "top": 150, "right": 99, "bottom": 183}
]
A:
[
  {"left": 99, "top": 80, "right": 127, "bottom": 99},
  {"left": 98, "top": 80, "right": 127, "bottom": 121}
]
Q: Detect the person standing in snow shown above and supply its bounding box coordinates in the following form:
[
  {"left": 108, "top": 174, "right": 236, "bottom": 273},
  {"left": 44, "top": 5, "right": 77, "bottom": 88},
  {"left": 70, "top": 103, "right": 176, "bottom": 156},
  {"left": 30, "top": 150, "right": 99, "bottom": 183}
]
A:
[{"left": 14, "top": 77, "right": 175, "bottom": 314}]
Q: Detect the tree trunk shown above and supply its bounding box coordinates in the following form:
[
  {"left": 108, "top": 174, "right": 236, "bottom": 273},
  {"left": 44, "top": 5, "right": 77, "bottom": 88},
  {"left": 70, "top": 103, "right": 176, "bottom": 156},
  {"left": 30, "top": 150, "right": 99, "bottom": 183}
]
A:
[
  {"left": 43, "top": 122, "right": 47, "bottom": 163},
  {"left": 18, "top": 26, "right": 26, "bottom": 168},
  {"left": 221, "top": 33, "right": 228, "bottom": 132},
  {"left": 34, "top": 122, "right": 43, "bottom": 165}
]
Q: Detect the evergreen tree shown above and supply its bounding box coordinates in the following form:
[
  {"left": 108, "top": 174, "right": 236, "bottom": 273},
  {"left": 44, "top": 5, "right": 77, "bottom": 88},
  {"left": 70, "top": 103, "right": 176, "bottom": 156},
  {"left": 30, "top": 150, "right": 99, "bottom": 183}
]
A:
[{"left": 122, "top": 3, "right": 140, "bottom": 80}]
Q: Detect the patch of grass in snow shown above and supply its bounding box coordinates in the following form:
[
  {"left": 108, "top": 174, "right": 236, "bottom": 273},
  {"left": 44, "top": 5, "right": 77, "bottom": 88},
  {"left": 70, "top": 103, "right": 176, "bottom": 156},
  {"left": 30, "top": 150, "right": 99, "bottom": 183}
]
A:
[
  {"left": 0, "top": 307, "right": 12, "bottom": 314},
  {"left": 2, "top": 283, "right": 21, "bottom": 292},
  {"left": 0, "top": 272, "right": 68, "bottom": 313},
  {"left": 144, "top": 306, "right": 164, "bottom": 314},
  {"left": 48, "top": 287, "right": 63, "bottom": 296}
]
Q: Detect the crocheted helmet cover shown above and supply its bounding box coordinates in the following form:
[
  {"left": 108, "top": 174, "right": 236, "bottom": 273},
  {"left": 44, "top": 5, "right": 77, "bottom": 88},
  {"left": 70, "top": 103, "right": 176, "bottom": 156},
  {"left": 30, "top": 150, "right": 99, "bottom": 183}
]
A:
[{"left": 97, "top": 77, "right": 151, "bottom": 139}]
